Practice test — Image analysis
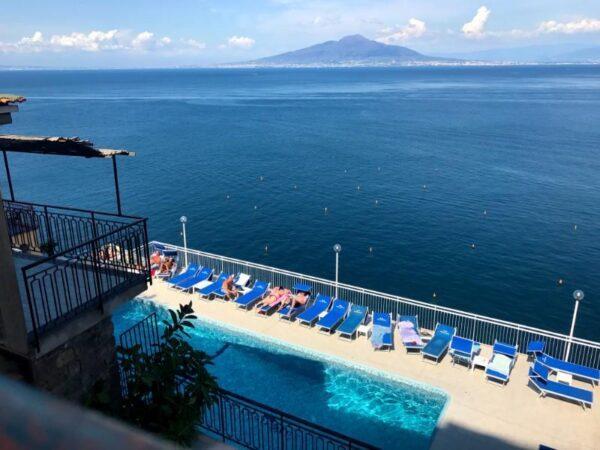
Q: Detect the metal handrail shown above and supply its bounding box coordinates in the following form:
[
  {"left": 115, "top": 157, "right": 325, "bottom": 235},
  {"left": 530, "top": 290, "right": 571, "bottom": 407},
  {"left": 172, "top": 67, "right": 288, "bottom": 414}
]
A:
[
  {"left": 151, "top": 240, "right": 600, "bottom": 351},
  {"left": 3, "top": 199, "right": 143, "bottom": 220},
  {"left": 21, "top": 217, "right": 147, "bottom": 272}
]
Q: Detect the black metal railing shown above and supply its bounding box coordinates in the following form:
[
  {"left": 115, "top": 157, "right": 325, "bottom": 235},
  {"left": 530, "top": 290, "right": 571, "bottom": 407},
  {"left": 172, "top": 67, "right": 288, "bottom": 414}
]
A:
[
  {"left": 4, "top": 199, "right": 141, "bottom": 255},
  {"left": 118, "top": 313, "right": 377, "bottom": 450},
  {"left": 5, "top": 200, "right": 151, "bottom": 350}
]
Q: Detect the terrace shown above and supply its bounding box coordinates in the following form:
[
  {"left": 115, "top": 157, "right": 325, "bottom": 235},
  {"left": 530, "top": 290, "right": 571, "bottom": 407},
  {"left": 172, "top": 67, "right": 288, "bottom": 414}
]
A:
[
  {"left": 1, "top": 133, "right": 150, "bottom": 353},
  {"left": 140, "top": 241, "right": 600, "bottom": 450},
  {"left": 7, "top": 200, "right": 150, "bottom": 351}
]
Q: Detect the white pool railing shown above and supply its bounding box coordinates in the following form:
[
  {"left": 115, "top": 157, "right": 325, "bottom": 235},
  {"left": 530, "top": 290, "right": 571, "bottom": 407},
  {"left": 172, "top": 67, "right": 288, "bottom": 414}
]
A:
[{"left": 151, "top": 240, "right": 600, "bottom": 370}]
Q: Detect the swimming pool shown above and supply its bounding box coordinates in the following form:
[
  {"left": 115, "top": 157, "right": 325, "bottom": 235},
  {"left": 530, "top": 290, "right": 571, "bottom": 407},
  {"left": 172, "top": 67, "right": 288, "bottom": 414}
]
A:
[{"left": 113, "top": 300, "right": 448, "bottom": 449}]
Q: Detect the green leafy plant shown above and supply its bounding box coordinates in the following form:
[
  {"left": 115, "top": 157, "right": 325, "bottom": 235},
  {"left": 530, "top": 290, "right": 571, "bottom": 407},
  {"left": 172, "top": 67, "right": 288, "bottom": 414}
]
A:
[{"left": 92, "top": 302, "right": 219, "bottom": 446}]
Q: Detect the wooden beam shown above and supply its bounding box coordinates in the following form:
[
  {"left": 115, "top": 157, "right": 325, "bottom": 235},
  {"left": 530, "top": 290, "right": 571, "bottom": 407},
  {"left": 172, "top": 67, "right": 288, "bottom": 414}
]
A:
[{"left": 0, "top": 135, "right": 133, "bottom": 158}]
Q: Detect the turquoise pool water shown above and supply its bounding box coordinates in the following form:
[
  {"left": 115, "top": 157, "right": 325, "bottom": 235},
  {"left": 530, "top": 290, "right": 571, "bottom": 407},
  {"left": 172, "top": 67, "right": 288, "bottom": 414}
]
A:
[{"left": 113, "top": 299, "right": 448, "bottom": 449}]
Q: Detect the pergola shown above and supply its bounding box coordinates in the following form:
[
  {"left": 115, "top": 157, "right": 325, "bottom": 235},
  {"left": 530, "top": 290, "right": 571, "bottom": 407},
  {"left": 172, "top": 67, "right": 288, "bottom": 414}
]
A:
[{"left": 0, "top": 134, "right": 135, "bottom": 215}]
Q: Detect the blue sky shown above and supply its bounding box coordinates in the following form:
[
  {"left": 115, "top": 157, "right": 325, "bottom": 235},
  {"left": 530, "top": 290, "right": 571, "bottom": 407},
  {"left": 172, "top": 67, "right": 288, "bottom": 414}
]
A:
[{"left": 2, "top": 0, "right": 599, "bottom": 67}]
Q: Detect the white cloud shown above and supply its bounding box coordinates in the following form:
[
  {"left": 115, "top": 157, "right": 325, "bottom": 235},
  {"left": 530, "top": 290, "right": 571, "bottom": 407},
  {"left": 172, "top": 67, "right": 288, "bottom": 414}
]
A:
[
  {"left": 49, "top": 30, "right": 122, "bottom": 51},
  {"left": 376, "top": 18, "right": 426, "bottom": 44},
  {"left": 462, "top": 6, "right": 491, "bottom": 38},
  {"left": 538, "top": 18, "right": 600, "bottom": 34},
  {"left": 0, "top": 29, "right": 205, "bottom": 54},
  {"left": 227, "top": 35, "right": 255, "bottom": 49}
]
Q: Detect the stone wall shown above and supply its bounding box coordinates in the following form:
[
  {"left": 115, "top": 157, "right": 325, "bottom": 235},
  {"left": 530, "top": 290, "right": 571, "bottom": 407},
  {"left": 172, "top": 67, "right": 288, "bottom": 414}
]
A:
[{"left": 31, "top": 316, "right": 118, "bottom": 401}]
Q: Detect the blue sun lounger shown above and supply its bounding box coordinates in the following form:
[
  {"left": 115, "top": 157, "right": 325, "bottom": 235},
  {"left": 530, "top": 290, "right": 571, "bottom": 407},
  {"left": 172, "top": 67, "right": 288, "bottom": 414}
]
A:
[
  {"left": 297, "top": 294, "right": 332, "bottom": 327},
  {"left": 485, "top": 341, "right": 518, "bottom": 385},
  {"left": 173, "top": 266, "right": 213, "bottom": 291},
  {"left": 422, "top": 324, "right": 456, "bottom": 363},
  {"left": 529, "top": 361, "right": 593, "bottom": 409},
  {"left": 317, "top": 299, "right": 349, "bottom": 334},
  {"left": 197, "top": 273, "right": 229, "bottom": 299},
  {"left": 536, "top": 354, "right": 600, "bottom": 386},
  {"left": 278, "top": 283, "right": 312, "bottom": 322},
  {"left": 235, "top": 281, "right": 270, "bottom": 310},
  {"left": 398, "top": 315, "right": 425, "bottom": 353},
  {"left": 371, "top": 312, "right": 393, "bottom": 351},
  {"left": 450, "top": 336, "right": 479, "bottom": 369},
  {"left": 337, "top": 304, "right": 368, "bottom": 340},
  {"left": 166, "top": 263, "right": 200, "bottom": 286}
]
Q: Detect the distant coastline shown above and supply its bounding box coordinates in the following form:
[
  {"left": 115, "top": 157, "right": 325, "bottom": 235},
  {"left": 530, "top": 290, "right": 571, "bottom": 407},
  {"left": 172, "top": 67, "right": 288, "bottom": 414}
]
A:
[{"left": 2, "top": 61, "right": 600, "bottom": 71}]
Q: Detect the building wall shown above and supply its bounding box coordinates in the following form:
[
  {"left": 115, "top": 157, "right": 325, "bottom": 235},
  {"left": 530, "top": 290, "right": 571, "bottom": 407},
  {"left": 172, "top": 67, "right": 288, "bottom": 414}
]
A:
[{"left": 31, "top": 316, "right": 118, "bottom": 401}]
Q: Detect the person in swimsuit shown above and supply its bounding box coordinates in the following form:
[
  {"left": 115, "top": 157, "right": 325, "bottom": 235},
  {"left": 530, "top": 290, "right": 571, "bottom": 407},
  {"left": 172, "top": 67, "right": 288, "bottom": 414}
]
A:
[
  {"left": 222, "top": 274, "right": 238, "bottom": 300},
  {"left": 279, "top": 290, "right": 309, "bottom": 312},
  {"left": 256, "top": 286, "right": 280, "bottom": 308},
  {"left": 159, "top": 257, "right": 174, "bottom": 275}
]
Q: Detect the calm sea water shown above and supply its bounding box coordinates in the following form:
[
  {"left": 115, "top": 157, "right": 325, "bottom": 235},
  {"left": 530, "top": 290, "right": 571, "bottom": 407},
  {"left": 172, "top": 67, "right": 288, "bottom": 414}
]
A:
[
  {"left": 2, "top": 66, "right": 599, "bottom": 340},
  {"left": 113, "top": 299, "right": 447, "bottom": 449}
]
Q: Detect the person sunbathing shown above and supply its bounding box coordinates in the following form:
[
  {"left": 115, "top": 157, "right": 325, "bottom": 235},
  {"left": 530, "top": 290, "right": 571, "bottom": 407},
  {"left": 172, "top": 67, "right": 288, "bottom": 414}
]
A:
[
  {"left": 222, "top": 274, "right": 238, "bottom": 300},
  {"left": 150, "top": 251, "right": 162, "bottom": 269},
  {"left": 279, "top": 291, "right": 309, "bottom": 312},
  {"left": 256, "top": 286, "right": 285, "bottom": 308},
  {"left": 159, "top": 257, "right": 174, "bottom": 274}
]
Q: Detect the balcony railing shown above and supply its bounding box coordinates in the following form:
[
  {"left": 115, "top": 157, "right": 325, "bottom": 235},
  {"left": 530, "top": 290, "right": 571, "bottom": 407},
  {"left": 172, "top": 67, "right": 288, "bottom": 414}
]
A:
[
  {"left": 4, "top": 200, "right": 150, "bottom": 350},
  {"left": 151, "top": 241, "right": 600, "bottom": 370}
]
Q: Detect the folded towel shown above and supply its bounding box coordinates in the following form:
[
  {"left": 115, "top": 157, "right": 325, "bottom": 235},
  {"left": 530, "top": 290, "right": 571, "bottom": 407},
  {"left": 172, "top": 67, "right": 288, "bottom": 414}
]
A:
[
  {"left": 488, "top": 353, "right": 512, "bottom": 375},
  {"left": 371, "top": 326, "right": 388, "bottom": 349}
]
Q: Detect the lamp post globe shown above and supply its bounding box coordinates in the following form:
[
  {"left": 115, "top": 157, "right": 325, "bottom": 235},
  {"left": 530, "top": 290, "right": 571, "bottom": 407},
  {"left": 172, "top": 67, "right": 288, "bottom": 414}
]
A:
[
  {"left": 180, "top": 215, "right": 187, "bottom": 224},
  {"left": 573, "top": 290, "right": 584, "bottom": 302},
  {"left": 333, "top": 243, "right": 342, "bottom": 253}
]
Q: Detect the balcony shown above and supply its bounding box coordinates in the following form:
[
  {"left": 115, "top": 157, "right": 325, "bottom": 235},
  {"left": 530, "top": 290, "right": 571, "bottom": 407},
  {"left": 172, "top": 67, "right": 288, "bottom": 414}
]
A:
[{"left": 5, "top": 200, "right": 150, "bottom": 351}]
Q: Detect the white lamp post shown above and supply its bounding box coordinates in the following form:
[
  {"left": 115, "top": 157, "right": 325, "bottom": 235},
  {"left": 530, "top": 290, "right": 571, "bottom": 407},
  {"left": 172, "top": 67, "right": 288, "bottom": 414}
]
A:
[
  {"left": 333, "top": 244, "right": 342, "bottom": 299},
  {"left": 565, "top": 289, "right": 584, "bottom": 361},
  {"left": 180, "top": 216, "right": 188, "bottom": 267}
]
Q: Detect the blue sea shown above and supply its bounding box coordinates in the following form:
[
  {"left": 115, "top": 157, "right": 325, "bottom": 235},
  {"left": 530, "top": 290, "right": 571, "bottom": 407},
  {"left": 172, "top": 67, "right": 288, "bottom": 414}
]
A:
[
  {"left": 113, "top": 299, "right": 447, "bottom": 449},
  {"left": 2, "top": 66, "right": 599, "bottom": 341}
]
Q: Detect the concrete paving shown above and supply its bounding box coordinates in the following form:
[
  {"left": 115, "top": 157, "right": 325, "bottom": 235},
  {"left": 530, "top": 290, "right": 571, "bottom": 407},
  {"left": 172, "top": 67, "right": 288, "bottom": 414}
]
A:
[{"left": 141, "top": 282, "right": 600, "bottom": 450}]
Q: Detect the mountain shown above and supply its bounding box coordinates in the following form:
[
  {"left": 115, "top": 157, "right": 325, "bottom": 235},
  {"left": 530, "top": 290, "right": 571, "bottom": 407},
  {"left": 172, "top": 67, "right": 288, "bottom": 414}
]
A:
[
  {"left": 437, "top": 44, "right": 600, "bottom": 63},
  {"left": 555, "top": 47, "right": 600, "bottom": 63},
  {"left": 237, "top": 35, "right": 451, "bottom": 67}
]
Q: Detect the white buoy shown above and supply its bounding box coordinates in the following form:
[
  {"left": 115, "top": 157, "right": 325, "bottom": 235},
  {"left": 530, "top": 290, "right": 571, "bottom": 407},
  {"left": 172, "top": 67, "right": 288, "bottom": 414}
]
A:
[
  {"left": 254, "top": 205, "right": 258, "bottom": 210},
  {"left": 369, "top": 246, "right": 373, "bottom": 254},
  {"left": 471, "top": 243, "right": 476, "bottom": 249},
  {"left": 324, "top": 207, "right": 328, "bottom": 214},
  {"left": 483, "top": 210, "right": 487, "bottom": 215},
  {"left": 558, "top": 278, "right": 564, "bottom": 286},
  {"left": 574, "top": 224, "right": 577, "bottom": 231},
  {"left": 294, "top": 185, "right": 297, "bottom": 190},
  {"left": 226, "top": 194, "right": 230, "bottom": 199},
  {"left": 357, "top": 185, "right": 361, "bottom": 190},
  {"left": 423, "top": 184, "right": 427, "bottom": 189},
  {"left": 264, "top": 244, "right": 269, "bottom": 254},
  {"left": 375, "top": 199, "right": 379, "bottom": 205},
  {"left": 260, "top": 176, "right": 264, "bottom": 181},
  {"left": 377, "top": 167, "right": 381, "bottom": 172},
  {"left": 433, "top": 292, "right": 437, "bottom": 299}
]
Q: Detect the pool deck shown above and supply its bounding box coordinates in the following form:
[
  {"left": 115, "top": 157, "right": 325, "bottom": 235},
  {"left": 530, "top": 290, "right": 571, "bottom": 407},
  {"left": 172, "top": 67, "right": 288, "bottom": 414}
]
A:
[{"left": 140, "top": 282, "right": 600, "bottom": 450}]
